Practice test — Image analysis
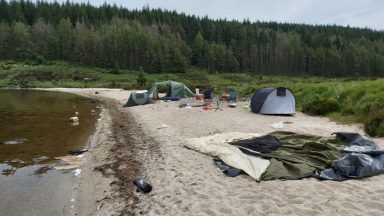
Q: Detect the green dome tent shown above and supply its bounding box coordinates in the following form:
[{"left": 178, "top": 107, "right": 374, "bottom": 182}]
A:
[{"left": 148, "top": 80, "right": 195, "bottom": 100}]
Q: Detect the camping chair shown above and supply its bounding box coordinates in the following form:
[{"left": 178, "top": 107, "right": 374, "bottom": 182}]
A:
[
  {"left": 203, "top": 88, "right": 214, "bottom": 101},
  {"left": 228, "top": 90, "right": 237, "bottom": 101},
  {"left": 222, "top": 88, "right": 237, "bottom": 102}
]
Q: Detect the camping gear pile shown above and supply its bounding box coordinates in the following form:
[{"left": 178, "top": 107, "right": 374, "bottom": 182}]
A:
[{"left": 184, "top": 131, "right": 384, "bottom": 181}]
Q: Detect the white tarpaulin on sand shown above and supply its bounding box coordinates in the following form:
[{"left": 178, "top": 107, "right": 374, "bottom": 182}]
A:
[{"left": 184, "top": 132, "right": 270, "bottom": 181}]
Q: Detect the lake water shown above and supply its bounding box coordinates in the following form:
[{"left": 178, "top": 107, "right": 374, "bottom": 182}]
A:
[{"left": 0, "top": 89, "right": 99, "bottom": 216}]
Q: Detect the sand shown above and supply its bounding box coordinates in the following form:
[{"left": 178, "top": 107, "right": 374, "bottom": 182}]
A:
[{"left": 45, "top": 88, "right": 384, "bottom": 216}]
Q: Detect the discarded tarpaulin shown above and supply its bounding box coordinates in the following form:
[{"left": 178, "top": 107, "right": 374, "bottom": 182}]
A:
[
  {"left": 229, "top": 134, "right": 281, "bottom": 153},
  {"left": 183, "top": 132, "right": 270, "bottom": 181},
  {"left": 314, "top": 153, "right": 384, "bottom": 181},
  {"left": 230, "top": 131, "right": 384, "bottom": 181},
  {"left": 313, "top": 132, "right": 384, "bottom": 181},
  {"left": 333, "top": 132, "right": 383, "bottom": 153},
  {"left": 229, "top": 131, "right": 344, "bottom": 180},
  {"left": 213, "top": 158, "right": 244, "bottom": 177},
  {"left": 185, "top": 131, "right": 384, "bottom": 181}
]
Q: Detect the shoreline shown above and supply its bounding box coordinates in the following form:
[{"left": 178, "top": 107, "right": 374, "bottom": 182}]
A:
[
  {"left": 44, "top": 88, "right": 153, "bottom": 215},
  {"left": 43, "top": 88, "right": 384, "bottom": 215},
  {"left": 52, "top": 90, "right": 141, "bottom": 215}
]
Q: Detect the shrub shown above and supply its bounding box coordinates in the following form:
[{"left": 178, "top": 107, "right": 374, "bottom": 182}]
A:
[
  {"left": 177, "top": 71, "right": 209, "bottom": 83},
  {"left": 35, "top": 55, "right": 45, "bottom": 65},
  {"left": 108, "top": 80, "right": 118, "bottom": 88},
  {"left": 136, "top": 71, "right": 147, "bottom": 87},
  {"left": 185, "top": 81, "right": 212, "bottom": 91},
  {"left": 365, "top": 115, "right": 384, "bottom": 137},
  {"left": 302, "top": 99, "right": 340, "bottom": 115},
  {"left": 363, "top": 100, "right": 384, "bottom": 137},
  {"left": 221, "top": 74, "right": 252, "bottom": 83},
  {"left": 111, "top": 62, "right": 120, "bottom": 74},
  {"left": 8, "top": 76, "right": 36, "bottom": 88},
  {"left": 1, "top": 63, "right": 12, "bottom": 70},
  {"left": 237, "top": 85, "right": 259, "bottom": 97}
]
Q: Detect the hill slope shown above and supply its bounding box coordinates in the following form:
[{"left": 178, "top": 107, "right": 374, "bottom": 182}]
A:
[{"left": 0, "top": 0, "right": 384, "bottom": 76}]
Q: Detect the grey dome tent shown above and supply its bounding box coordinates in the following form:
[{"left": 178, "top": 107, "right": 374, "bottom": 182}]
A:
[
  {"left": 250, "top": 87, "right": 295, "bottom": 115},
  {"left": 124, "top": 90, "right": 150, "bottom": 107}
]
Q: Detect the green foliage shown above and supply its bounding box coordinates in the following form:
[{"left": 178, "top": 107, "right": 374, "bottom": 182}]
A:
[
  {"left": 136, "top": 71, "right": 147, "bottom": 87},
  {"left": 111, "top": 62, "right": 120, "bottom": 74},
  {"left": 365, "top": 116, "right": 384, "bottom": 137},
  {"left": 302, "top": 99, "right": 340, "bottom": 115},
  {"left": 35, "top": 55, "right": 45, "bottom": 65},
  {"left": 0, "top": 1, "right": 383, "bottom": 76},
  {"left": 0, "top": 60, "right": 384, "bottom": 136}
]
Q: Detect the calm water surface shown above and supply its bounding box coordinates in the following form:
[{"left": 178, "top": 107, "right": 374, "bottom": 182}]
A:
[{"left": 0, "top": 89, "right": 100, "bottom": 216}]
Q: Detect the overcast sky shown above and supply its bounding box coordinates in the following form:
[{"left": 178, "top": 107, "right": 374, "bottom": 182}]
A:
[{"left": 35, "top": 0, "right": 384, "bottom": 30}]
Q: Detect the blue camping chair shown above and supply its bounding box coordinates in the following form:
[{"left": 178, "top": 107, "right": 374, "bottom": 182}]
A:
[
  {"left": 204, "top": 88, "right": 214, "bottom": 100},
  {"left": 224, "top": 88, "right": 237, "bottom": 101}
]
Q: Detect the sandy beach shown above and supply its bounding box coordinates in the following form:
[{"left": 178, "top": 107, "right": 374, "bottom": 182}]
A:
[{"left": 45, "top": 88, "right": 384, "bottom": 216}]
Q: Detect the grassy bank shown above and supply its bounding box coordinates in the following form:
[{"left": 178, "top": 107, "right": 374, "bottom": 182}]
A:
[{"left": 1, "top": 60, "right": 383, "bottom": 137}]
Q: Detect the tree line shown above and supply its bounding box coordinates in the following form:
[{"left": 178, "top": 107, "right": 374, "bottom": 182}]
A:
[{"left": 0, "top": 0, "right": 384, "bottom": 76}]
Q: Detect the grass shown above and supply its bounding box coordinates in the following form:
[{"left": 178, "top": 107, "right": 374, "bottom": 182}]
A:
[{"left": 1, "top": 60, "right": 383, "bottom": 137}]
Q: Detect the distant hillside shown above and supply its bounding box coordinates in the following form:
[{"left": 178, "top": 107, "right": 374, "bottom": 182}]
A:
[{"left": 0, "top": 0, "right": 383, "bottom": 76}]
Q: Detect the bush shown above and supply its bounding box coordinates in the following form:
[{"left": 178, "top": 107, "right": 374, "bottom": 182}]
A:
[
  {"left": 122, "top": 82, "right": 138, "bottom": 90},
  {"left": 237, "top": 85, "right": 259, "bottom": 97},
  {"left": 363, "top": 100, "right": 384, "bottom": 137},
  {"left": 177, "top": 71, "right": 209, "bottom": 83},
  {"left": 10, "top": 70, "right": 99, "bottom": 82},
  {"left": 111, "top": 62, "right": 120, "bottom": 74},
  {"left": 1, "top": 64, "right": 12, "bottom": 70},
  {"left": 365, "top": 115, "right": 384, "bottom": 137},
  {"left": 185, "top": 81, "right": 212, "bottom": 91},
  {"left": 302, "top": 99, "right": 340, "bottom": 115},
  {"left": 221, "top": 74, "right": 252, "bottom": 83},
  {"left": 136, "top": 71, "right": 147, "bottom": 87},
  {"left": 108, "top": 80, "right": 118, "bottom": 88},
  {"left": 8, "top": 76, "right": 36, "bottom": 88},
  {"left": 35, "top": 55, "right": 45, "bottom": 65}
]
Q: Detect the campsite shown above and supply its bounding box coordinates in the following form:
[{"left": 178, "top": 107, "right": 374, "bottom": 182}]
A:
[
  {"left": 1, "top": 1, "right": 384, "bottom": 216},
  {"left": 41, "top": 88, "right": 384, "bottom": 216}
]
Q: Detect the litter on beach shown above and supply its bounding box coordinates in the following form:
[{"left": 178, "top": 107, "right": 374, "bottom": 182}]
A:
[
  {"left": 179, "top": 103, "right": 191, "bottom": 109},
  {"left": 69, "top": 116, "right": 79, "bottom": 122},
  {"left": 272, "top": 122, "right": 284, "bottom": 129},
  {"left": 184, "top": 132, "right": 384, "bottom": 181},
  {"left": 133, "top": 177, "right": 152, "bottom": 193},
  {"left": 68, "top": 149, "right": 88, "bottom": 156},
  {"left": 73, "top": 168, "right": 81, "bottom": 176},
  {"left": 158, "top": 124, "right": 169, "bottom": 129}
]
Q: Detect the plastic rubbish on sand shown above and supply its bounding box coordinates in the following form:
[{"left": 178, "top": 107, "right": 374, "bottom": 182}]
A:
[
  {"left": 272, "top": 122, "right": 284, "bottom": 129},
  {"left": 179, "top": 103, "right": 191, "bottom": 108},
  {"left": 69, "top": 116, "right": 79, "bottom": 122},
  {"left": 68, "top": 149, "right": 88, "bottom": 156},
  {"left": 73, "top": 168, "right": 81, "bottom": 176},
  {"left": 133, "top": 177, "right": 152, "bottom": 193}
]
